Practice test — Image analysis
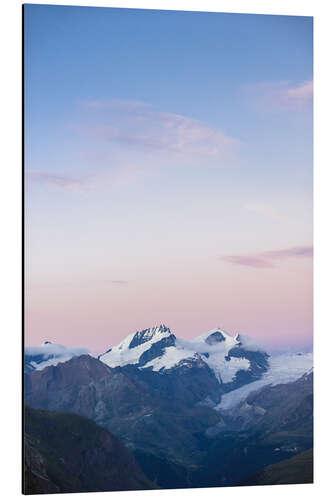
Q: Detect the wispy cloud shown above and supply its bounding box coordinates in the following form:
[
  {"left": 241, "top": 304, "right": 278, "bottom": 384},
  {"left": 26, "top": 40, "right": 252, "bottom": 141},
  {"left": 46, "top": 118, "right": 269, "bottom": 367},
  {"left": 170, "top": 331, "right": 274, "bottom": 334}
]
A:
[
  {"left": 262, "top": 246, "right": 313, "bottom": 259},
  {"left": 27, "top": 278, "right": 130, "bottom": 289},
  {"left": 25, "top": 343, "right": 89, "bottom": 357},
  {"left": 245, "top": 203, "right": 289, "bottom": 220},
  {"left": 222, "top": 255, "right": 275, "bottom": 268},
  {"left": 26, "top": 170, "right": 88, "bottom": 192},
  {"left": 284, "top": 80, "right": 313, "bottom": 103},
  {"left": 220, "top": 245, "right": 313, "bottom": 268},
  {"left": 25, "top": 164, "right": 145, "bottom": 193},
  {"left": 245, "top": 80, "right": 313, "bottom": 111},
  {"left": 27, "top": 100, "right": 241, "bottom": 193},
  {"left": 78, "top": 99, "right": 240, "bottom": 161}
]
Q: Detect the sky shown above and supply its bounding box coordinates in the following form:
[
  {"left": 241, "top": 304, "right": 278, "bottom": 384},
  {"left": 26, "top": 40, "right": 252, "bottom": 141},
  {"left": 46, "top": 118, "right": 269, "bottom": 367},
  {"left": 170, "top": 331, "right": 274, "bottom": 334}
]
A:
[{"left": 24, "top": 5, "right": 313, "bottom": 354}]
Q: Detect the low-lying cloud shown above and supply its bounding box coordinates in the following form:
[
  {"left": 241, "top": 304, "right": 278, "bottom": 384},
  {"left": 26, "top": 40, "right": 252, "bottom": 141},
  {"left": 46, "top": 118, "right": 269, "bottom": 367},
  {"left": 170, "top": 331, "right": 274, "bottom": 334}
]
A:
[
  {"left": 25, "top": 342, "right": 90, "bottom": 371},
  {"left": 25, "top": 342, "right": 89, "bottom": 358}
]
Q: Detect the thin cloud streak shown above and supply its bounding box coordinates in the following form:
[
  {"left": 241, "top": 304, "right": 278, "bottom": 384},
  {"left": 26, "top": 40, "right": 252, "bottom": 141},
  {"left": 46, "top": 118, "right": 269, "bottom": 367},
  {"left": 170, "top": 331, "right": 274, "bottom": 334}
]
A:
[
  {"left": 26, "top": 170, "right": 88, "bottom": 192},
  {"left": 27, "top": 279, "right": 130, "bottom": 290},
  {"left": 26, "top": 163, "right": 148, "bottom": 193},
  {"left": 263, "top": 246, "right": 313, "bottom": 259},
  {"left": 245, "top": 203, "right": 290, "bottom": 220},
  {"left": 222, "top": 255, "right": 274, "bottom": 268},
  {"left": 221, "top": 245, "right": 313, "bottom": 268}
]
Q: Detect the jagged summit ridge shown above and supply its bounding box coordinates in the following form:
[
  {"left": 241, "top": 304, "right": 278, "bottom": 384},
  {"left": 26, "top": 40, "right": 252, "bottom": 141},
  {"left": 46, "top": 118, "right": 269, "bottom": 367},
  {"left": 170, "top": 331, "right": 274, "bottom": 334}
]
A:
[
  {"left": 98, "top": 324, "right": 176, "bottom": 369},
  {"left": 129, "top": 324, "right": 172, "bottom": 349},
  {"left": 25, "top": 324, "right": 271, "bottom": 389},
  {"left": 98, "top": 325, "right": 269, "bottom": 386}
]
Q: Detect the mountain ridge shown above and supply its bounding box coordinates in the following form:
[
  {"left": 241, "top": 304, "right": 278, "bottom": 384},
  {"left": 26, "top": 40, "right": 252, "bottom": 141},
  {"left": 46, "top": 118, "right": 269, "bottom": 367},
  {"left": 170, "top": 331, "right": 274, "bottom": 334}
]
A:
[
  {"left": 25, "top": 324, "right": 271, "bottom": 393},
  {"left": 24, "top": 351, "right": 313, "bottom": 488},
  {"left": 98, "top": 325, "right": 270, "bottom": 391}
]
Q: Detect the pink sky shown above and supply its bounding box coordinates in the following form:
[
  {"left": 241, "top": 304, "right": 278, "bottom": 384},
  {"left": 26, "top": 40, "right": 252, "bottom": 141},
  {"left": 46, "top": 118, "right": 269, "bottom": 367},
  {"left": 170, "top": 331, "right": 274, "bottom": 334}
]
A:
[
  {"left": 25, "top": 8, "right": 312, "bottom": 355},
  {"left": 25, "top": 247, "right": 312, "bottom": 354}
]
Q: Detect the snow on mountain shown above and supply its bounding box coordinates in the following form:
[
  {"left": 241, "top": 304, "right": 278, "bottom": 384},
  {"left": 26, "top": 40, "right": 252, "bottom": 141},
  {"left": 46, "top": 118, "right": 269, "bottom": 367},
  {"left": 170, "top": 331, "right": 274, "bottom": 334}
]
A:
[
  {"left": 24, "top": 341, "right": 90, "bottom": 372},
  {"left": 142, "top": 344, "right": 195, "bottom": 372},
  {"left": 98, "top": 324, "right": 175, "bottom": 368},
  {"left": 99, "top": 325, "right": 264, "bottom": 385},
  {"left": 25, "top": 326, "right": 312, "bottom": 413},
  {"left": 216, "top": 352, "right": 313, "bottom": 411},
  {"left": 156, "top": 329, "right": 250, "bottom": 383}
]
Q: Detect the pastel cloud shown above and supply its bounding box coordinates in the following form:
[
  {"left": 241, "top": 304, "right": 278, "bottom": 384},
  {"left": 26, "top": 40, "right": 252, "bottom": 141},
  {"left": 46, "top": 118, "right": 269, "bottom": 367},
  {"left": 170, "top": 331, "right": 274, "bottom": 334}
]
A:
[
  {"left": 79, "top": 99, "right": 240, "bottom": 160},
  {"left": 221, "top": 245, "right": 313, "bottom": 268},
  {"left": 26, "top": 170, "right": 87, "bottom": 191},
  {"left": 222, "top": 255, "right": 274, "bottom": 268},
  {"left": 28, "top": 101, "right": 241, "bottom": 193},
  {"left": 245, "top": 203, "right": 289, "bottom": 219},
  {"left": 263, "top": 246, "right": 313, "bottom": 259},
  {"left": 25, "top": 163, "right": 146, "bottom": 192},
  {"left": 285, "top": 80, "right": 313, "bottom": 102},
  {"left": 27, "top": 279, "right": 129, "bottom": 289},
  {"left": 245, "top": 80, "right": 313, "bottom": 111}
]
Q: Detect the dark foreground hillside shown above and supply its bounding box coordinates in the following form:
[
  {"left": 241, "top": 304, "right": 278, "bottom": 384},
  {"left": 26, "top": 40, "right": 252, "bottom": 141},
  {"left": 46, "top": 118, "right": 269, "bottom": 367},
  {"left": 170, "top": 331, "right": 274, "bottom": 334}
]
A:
[
  {"left": 240, "top": 448, "right": 313, "bottom": 485},
  {"left": 23, "top": 405, "right": 156, "bottom": 494}
]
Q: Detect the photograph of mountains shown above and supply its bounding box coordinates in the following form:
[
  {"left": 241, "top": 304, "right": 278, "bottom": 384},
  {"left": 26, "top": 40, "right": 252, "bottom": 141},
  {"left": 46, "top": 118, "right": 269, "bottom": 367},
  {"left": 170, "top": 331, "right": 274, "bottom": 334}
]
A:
[{"left": 23, "top": 3, "right": 313, "bottom": 495}]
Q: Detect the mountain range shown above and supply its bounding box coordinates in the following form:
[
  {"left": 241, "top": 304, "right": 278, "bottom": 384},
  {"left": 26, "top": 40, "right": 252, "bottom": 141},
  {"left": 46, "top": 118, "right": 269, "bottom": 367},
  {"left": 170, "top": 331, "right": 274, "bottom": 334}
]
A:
[{"left": 24, "top": 324, "right": 313, "bottom": 490}]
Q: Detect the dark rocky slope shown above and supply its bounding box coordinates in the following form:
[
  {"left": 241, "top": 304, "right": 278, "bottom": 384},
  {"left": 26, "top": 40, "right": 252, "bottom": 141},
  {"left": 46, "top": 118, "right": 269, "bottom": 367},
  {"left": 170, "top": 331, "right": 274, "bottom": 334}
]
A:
[
  {"left": 240, "top": 448, "right": 313, "bottom": 485},
  {"left": 24, "top": 405, "right": 156, "bottom": 494}
]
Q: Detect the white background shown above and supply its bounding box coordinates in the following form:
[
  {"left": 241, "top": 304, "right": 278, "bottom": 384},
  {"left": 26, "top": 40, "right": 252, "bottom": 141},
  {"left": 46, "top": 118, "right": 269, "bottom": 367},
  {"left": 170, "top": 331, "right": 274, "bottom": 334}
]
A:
[{"left": 0, "top": 0, "right": 332, "bottom": 499}]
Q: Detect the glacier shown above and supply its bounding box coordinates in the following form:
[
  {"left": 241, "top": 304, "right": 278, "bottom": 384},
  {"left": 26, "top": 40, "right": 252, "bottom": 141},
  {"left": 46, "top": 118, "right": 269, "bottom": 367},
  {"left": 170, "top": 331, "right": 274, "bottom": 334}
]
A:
[{"left": 216, "top": 352, "right": 313, "bottom": 411}]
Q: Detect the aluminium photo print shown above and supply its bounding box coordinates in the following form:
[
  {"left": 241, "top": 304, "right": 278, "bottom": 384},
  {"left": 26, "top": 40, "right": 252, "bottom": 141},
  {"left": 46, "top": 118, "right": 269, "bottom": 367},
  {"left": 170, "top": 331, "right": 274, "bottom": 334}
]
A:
[{"left": 23, "top": 3, "right": 313, "bottom": 494}]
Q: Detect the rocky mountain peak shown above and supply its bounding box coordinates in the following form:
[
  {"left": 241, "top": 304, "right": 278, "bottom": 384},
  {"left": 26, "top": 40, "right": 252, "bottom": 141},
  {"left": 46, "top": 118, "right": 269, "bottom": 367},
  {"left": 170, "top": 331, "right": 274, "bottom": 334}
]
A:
[
  {"left": 205, "top": 330, "right": 226, "bottom": 345},
  {"left": 129, "top": 325, "right": 172, "bottom": 349}
]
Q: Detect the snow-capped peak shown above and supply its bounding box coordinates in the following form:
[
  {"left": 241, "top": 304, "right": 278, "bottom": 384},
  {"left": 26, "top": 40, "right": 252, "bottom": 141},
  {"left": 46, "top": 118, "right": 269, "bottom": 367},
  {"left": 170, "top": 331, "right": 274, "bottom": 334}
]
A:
[
  {"left": 98, "top": 325, "right": 268, "bottom": 386},
  {"left": 129, "top": 324, "right": 171, "bottom": 349},
  {"left": 194, "top": 328, "right": 240, "bottom": 350},
  {"left": 98, "top": 325, "right": 175, "bottom": 368}
]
